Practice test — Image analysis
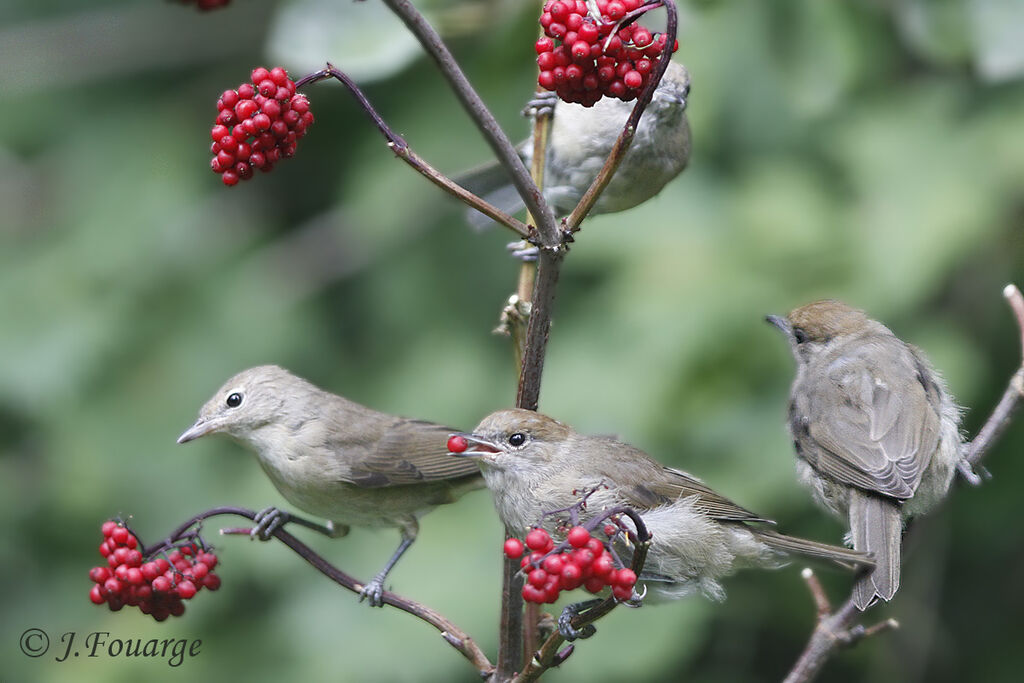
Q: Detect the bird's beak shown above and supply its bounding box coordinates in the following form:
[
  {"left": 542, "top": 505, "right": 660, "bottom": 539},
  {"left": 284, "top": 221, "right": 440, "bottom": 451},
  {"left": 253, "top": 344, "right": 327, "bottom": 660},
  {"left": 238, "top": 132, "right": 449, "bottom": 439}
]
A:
[
  {"left": 448, "top": 433, "right": 502, "bottom": 457},
  {"left": 177, "top": 419, "right": 215, "bottom": 444},
  {"left": 765, "top": 314, "right": 792, "bottom": 335}
]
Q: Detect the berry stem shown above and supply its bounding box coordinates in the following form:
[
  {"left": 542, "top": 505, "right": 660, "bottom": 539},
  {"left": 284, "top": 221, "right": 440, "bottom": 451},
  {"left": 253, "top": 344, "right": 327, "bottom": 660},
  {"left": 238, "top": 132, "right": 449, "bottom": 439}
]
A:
[
  {"left": 380, "top": 0, "right": 559, "bottom": 248},
  {"left": 294, "top": 64, "right": 532, "bottom": 240},
  {"left": 563, "top": 0, "right": 678, "bottom": 233},
  {"left": 513, "top": 505, "right": 652, "bottom": 682}
]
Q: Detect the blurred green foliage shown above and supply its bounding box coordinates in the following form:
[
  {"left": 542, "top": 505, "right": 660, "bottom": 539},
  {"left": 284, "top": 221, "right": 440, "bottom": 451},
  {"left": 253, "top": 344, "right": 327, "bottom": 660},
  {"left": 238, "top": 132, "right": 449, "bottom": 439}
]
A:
[{"left": 1, "top": 0, "right": 1022, "bottom": 681}]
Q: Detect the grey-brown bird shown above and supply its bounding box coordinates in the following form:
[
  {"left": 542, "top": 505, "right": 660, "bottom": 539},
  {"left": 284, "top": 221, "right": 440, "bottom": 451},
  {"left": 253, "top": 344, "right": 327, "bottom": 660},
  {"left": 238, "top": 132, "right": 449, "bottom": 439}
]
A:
[
  {"left": 451, "top": 409, "right": 872, "bottom": 603},
  {"left": 768, "top": 300, "right": 963, "bottom": 610},
  {"left": 177, "top": 365, "right": 483, "bottom": 606},
  {"left": 460, "top": 60, "right": 691, "bottom": 226}
]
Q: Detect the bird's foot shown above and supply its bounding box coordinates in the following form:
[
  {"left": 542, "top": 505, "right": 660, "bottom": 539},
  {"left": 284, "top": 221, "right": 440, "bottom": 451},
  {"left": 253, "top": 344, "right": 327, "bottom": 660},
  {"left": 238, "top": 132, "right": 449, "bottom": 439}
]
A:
[
  {"left": 507, "top": 240, "right": 539, "bottom": 262},
  {"left": 556, "top": 598, "right": 603, "bottom": 641},
  {"left": 522, "top": 91, "right": 559, "bottom": 118},
  {"left": 251, "top": 507, "right": 291, "bottom": 540},
  {"left": 358, "top": 574, "right": 388, "bottom": 608}
]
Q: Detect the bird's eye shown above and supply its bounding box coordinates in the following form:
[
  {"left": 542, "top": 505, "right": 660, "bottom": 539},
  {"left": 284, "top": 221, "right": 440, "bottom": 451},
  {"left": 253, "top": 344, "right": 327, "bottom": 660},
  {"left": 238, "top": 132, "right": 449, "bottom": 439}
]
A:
[
  {"left": 226, "top": 392, "right": 243, "bottom": 408},
  {"left": 793, "top": 328, "right": 808, "bottom": 344},
  {"left": 508, "top": 432, "right": 527, "bottom": 448}
]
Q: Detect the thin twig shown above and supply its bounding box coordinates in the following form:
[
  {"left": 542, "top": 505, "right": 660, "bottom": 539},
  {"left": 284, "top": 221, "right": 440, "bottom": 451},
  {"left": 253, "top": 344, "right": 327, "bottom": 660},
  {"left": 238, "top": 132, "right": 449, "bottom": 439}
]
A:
[
  {"left": 966, "top": 284, "right": 1024, "bottom": 467},
  {"left": 152, "top": 506, "right": 494, "bottom": 677},
  {"left": 381, "top": 0, "right": 559, "bottom": 247},
  {"left": 564, "top": 0, "right": 678, "bottom": 232},
  {"left": 784, "top": 283, "right": 1024, "bottom": 682},
  {"left": 295, "top": 64, "right": 531, "bottom": 240}
]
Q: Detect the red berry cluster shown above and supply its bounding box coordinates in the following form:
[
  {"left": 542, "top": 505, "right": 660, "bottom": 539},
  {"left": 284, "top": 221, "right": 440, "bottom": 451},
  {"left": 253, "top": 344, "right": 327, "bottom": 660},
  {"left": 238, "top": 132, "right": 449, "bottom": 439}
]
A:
[
  {"left": 177, "top": 0, "right": 231, "bottom": 10},
  {"left": 210, "top": 67, "right": 314, "bottom": 186},
  {"left": 536, "top": 0, "right": 679, "bottom": 106},
  {"left": 503, "top": 525, "right": 637, "bottom": 604},
  {"left": 88, "top": 521, "right": 221, "bottom": 622}
]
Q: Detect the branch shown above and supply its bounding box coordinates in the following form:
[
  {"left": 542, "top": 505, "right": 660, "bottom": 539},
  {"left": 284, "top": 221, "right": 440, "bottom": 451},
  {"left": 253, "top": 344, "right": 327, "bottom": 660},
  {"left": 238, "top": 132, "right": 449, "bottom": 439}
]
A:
[
  {"left": 564, "top": 0, "right": 678, "bottom": 232},
  {"left": 965, "top": 284, "right": 1024, "bottom": 468},
  {"left": 380, "top": 0, "right": 559, "bottom": 247},
  {"left": 147, "top": 506, "right": 494, "bottom": 677},
  {"left": 295, "top": 64, "right": 531, "bottom": 240},
  {"left": 783, "top": 570, "right": 898, "bottom": 683},
  {"left": 784, "top": 283, "right": 1024, "bottom": 682},
  {"left": 514, "top": 506, "right": 653, "bottom": 683}
]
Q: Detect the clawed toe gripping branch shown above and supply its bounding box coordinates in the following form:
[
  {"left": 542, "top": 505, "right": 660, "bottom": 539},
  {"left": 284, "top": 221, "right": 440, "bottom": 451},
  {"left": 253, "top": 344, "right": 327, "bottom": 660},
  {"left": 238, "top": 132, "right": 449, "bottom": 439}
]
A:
[{"left": 784, "top": 284, "right": 1024, "bottom": 683}]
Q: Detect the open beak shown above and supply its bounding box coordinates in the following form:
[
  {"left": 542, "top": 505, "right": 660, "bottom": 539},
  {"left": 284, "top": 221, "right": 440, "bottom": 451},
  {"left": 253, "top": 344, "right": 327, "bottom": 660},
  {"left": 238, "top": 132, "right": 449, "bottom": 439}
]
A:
[
  {"left": 765, "top": 314, "right": 791, "bottom": 335},
  {"left": 448, "top": 433, "right": 503, "bottom": 457},
  {"left": 177, "top": 419, "right": 214, "bottom": 444}
]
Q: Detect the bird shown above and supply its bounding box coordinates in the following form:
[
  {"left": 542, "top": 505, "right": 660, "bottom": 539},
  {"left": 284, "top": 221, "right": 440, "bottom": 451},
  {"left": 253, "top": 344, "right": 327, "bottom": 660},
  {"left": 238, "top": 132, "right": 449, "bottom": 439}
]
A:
[
  {"left": 450, "top": 408, "right": 873, "bottom": 604},
  {"left": 767, "top": 300, "right": 964, "bottom": 609},
  {"left": 459, "top": 60, "right": 692, "bottom": 226},
  {"left": 177, "top": 364, "right": 483, "bottom": 606}
]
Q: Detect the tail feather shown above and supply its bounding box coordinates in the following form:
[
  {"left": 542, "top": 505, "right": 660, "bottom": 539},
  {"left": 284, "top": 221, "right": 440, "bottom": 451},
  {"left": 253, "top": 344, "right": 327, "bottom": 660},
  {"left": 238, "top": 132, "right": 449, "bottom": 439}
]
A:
[
  {"left": 849, "top": 490, "right": 902, "bottom": 610},
  {"left": 454, "top": 160, "right": 525, "bottom": 231},
  {"left": 757, "top": 529, "right": 875, "bottom": 571}
]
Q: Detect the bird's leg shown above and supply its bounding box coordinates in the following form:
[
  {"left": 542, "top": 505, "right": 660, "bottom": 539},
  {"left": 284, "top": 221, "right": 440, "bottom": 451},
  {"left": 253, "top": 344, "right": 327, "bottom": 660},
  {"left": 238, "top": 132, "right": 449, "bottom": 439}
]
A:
[
  {"left": 359, "top": 522, "right": 418, "bottom": 608},
  {"left": 251, "top": 506, "right": 347, "bottom": 540},
  {"left": 556, "top": 598, "right": 604, "bottom": 641}
]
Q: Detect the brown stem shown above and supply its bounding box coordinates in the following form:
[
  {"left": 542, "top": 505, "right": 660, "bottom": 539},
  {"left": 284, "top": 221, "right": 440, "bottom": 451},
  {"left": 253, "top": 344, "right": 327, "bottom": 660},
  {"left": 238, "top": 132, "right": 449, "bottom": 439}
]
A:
[
  {"left": 157, "top": 506, "right": 494, "bottom": 676},
  {"left": 564, "top": 0, "right": 678, "bottom": 232},
  {"left": 380, "top": 0, "right": 559, "bottom": 248},
  {"left": 295, "top": 64, "right": 531, "bottom": 240},
  {"left": 785, "top": 283, "right": 1024, "bottom": 682}
]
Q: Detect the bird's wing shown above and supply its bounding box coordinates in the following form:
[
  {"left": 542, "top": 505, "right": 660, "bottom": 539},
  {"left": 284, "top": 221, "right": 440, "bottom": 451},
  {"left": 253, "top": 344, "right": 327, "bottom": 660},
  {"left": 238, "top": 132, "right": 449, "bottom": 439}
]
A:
[
  {"left": 804, "top": 351, "right": 939, "bottom": 500},
  {"left": 344, "top": 419, "right": 482, "bottom": 489},
  {"left": 608, "top": 447, "right": 772, "bottom": 523}
]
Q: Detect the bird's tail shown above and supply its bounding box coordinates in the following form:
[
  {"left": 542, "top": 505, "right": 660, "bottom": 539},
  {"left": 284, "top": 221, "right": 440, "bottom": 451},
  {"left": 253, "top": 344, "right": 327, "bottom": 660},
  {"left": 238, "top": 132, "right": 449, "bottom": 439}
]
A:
[
  {"left": 757, "top": 528, "right": 876, "bottom": 572},
  {"left": 453, "top": 160, "right": 525, "bottom": 231},
  {"left": 849, "top": 489, "right": 902, "bottom": 610}
]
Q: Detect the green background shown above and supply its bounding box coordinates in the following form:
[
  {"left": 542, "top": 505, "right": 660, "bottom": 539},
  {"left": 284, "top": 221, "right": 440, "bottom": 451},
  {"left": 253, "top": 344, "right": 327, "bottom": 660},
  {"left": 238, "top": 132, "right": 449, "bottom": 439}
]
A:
[{"left": 2, "top": 0, "right": 1022, "bottom": 681}]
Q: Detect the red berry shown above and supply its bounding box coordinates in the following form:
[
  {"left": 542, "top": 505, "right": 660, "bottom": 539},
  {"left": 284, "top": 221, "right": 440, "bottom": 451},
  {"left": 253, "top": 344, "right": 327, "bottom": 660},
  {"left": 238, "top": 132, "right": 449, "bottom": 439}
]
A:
[
  {"left": 110, "top": 526, "right": 131, "bottom": 546},
  {"left": 89, "top": 566, "right": 110, "bottom": 583},
  {"left": 101, "top": 521, "right": 118, "bottom": 538},
  {"left": 542, "top": 554, "right": 565, "bottom": 574},
  {"left": 176, "top": 580, "right": 197, "bottom": 599},
  {"left": 152, "top": 576, "right": 172, "bottom": 593},
  {"left": 567, "top": 526, "right": 590, "bottom": 548},
  {"left": 99, "top": 541, "right": 112, "bottom": 557},
  {"left": 591, "top": 554, "right": 615, "bottom": 577},
  {"left": 525, "top": 528, "right": 553, "bottom": 552},
  {"left": 89, "top": 584, "right": 106, "bottom": 604},
  {"left": 446, "top": 435, "right": 468, "bottom": 453},
  {"left": 126, "top": 568, "right": 145, "bottom": 585},
  {"left": 528, "top": 569, "right": 549, "bottom": 589},
  {"left": 612, "top": 585, "right": 633, "bottom": 601},
  {"left": 103, "top": 578, "right": 123, "bottom": 596},
  {"left": 615, "top": 568, "right": 637, "bottom": 588},
  {"left": 124, "top": 549, "right": 143, "bottom": 567},
  {"left": 503, "top": 538, "right": 525, "bottom": 559},
  {"left": 202, "top": 573, "right": 221, "bottom": 591}
]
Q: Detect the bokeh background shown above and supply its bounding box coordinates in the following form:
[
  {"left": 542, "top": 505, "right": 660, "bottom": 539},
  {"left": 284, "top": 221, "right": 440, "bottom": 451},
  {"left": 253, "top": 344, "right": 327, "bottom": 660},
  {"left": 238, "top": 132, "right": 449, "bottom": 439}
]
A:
[{"left": 2, "top": 0, "right": 1023, "bottom": 681}]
